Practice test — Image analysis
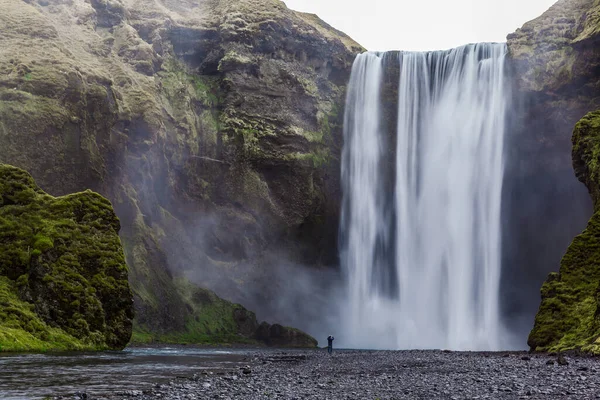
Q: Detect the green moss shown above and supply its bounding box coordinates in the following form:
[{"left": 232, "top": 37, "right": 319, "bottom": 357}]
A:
[
  {"left": 0, "top": 276, "right": 93, "bottom": 352},
  {"left": 130, "top": 278, "right": 259, "bottom": 346},
  {"left": 297, "top": 76, "right": 318, "bottom": 97},
  {"left": 0, "top": 164, "right": 133, "bottom": 352},
  {"left": 529, "top": 111, "right": 600, "bottom": 353},
  {"left": 0, "top": 89, "right": 69, "bottom": 136},
  {"left": 528, "top": 211, "right": 600, "bottom": 353},
  {"left": 573, "top": 111, "right": 600, "bottom": 189},
  {"left": 159, "top": 58, "right": 222, "bottom": 109},
  {"left": 157, "top": 57, "right": 223, "bottom": 163},
  {"left": 220, "top": 110, "right": 280, "bottom": 159},
  {"left": 218, "top": 51, "right": 254, "bottom": 72},
  {"left": 285, "top": 148, "right": 330, "bottom": 168}
]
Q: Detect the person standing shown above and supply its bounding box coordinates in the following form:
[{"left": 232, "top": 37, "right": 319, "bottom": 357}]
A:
[{"left": 327, "top": 335, "right": 335, "bottom": 354}]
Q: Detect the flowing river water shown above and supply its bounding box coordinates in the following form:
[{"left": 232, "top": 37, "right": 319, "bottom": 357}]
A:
[{"left": 0, "top": 347, "right": 248, "bottom": 399}]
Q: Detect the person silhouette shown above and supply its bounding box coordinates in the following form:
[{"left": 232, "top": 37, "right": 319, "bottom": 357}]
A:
[{"left": 327, "top": 335, "right": 335, "bottom": 354}]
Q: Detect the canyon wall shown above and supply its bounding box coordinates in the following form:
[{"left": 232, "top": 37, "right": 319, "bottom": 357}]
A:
[
  {"left": 507, "top": 0, "right": 600, "bottom": 350},
  {"left": 0, "top": 0, "right": 361, "bottom": 342}
]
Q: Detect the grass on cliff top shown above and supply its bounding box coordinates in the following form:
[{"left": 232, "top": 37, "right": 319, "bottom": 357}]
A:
[{"left": 0, "top": 164, "right": 133, "bottom": 352}]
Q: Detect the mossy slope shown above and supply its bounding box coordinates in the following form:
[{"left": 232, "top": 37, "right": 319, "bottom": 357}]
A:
[
  {"left": 130, "top": 277, "right": 259, "bottom": 345},
  {"left": 130, "top": 278, "right": 317, "bottom": 347},
  {"left": 529, "top": 111, "right": 600, "bottom": 353},
  {"left": 0, "top": 164, "right": 133, "bottom": 351}
]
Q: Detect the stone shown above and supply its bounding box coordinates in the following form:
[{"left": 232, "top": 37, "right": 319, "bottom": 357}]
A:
[{"left": 557, "top": 355, "right": 569, "bottom": 366}]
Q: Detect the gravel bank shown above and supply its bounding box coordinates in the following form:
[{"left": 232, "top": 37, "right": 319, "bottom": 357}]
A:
[{"left": 57, "top": 350, "right": 600, "bottom": 399}]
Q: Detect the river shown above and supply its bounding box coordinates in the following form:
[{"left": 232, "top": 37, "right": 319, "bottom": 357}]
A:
[{"left": 0, "top": 347, "right": 249, "bottom": 399}]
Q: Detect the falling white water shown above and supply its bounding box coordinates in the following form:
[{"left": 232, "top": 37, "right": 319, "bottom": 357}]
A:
[{"left": 341, "top": 44, "right": 508, "bottom": 351}]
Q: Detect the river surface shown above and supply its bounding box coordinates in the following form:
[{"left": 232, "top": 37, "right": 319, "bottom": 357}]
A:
[{"left": 0, "top": 347, "right": 250, "bottom": 399}]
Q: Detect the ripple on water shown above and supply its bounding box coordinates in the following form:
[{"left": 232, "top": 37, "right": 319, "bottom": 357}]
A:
[{"left": 0, "top": 347, "right": 249, "bottom": 399}]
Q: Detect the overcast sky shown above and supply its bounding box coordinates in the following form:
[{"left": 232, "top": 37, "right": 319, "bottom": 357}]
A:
[{"left": 283, "top": 0, "right": 558, "bottom": 51}]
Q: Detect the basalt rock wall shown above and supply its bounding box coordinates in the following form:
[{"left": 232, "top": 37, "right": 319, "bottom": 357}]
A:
[
  {"left": 0, "top": 0, "right": 362, "bottom": 343},
  {"left": 504, "top": 0, "right": 600, "bottom": 342},
  {"left": 506, "top": 0, "right": 600, "bottom": 349}
]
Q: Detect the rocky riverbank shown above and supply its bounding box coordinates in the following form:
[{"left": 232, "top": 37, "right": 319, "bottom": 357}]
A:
[{"left": 54, "top": 350, "right": 600, "bottom": 399}]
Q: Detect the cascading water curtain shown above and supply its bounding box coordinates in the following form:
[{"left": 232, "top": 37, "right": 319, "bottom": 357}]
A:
[{"left": 341, "top": 43, "right": 508, "bottom": 351}]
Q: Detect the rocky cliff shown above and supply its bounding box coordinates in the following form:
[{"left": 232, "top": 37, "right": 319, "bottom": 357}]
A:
[
  {"left": 0, "top": 164, "right": 133, "bottom": 351},
  {"left": 0, "top": 0, "right": 362, "bottom": 343},
  {"left": 507, "top": 0, "right": 600, "bottom": 352},
  {"left": 528, "top": 111, "right": 600, "bottom": 353},
  {"left": 503, "top": 0, "right": 600, "bottom": 339}
]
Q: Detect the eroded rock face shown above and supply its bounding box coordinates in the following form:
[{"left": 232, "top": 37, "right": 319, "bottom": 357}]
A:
[
  {"left": 0, "top": 164, "right": 133, "bottom": 351},
  {"left": 503, "top": 0, "right": 600, "bottom": 340},
  {"left": 528, "top": 111, "right": 600, "bottom": 353},
  {"left": 0, "top": 0, "right": 362, "bottom": 342},
  {"left": 508, "top": 0, "right": 600, "bottom": 93},
  {"left": 506, "top": 0, "right": 600, "bottom": 176}
]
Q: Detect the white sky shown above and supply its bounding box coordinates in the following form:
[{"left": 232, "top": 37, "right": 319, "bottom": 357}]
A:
[{"left": 283, "top": 0, "right": 558, "bottom": 51}]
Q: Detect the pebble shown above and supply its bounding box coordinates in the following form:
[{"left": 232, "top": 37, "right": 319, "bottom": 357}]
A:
[{"left": 52, "top": 350, "right": 600, "bottom": 400}]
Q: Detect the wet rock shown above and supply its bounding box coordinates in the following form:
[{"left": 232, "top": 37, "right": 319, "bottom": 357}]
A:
[
  {"left": 557, "top": 354, "right": 569, "bottom": 366},
  {"left": 51, "top": 349, "right": 600, "bottom": 400}
]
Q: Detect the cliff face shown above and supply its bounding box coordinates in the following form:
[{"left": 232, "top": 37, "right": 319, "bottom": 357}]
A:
[
  {"left": 507, "top": 0, "right": 600, "bottom": 352},
  {"left": 503, "top": 0, "right": 600, "bottom": 339},
  {"left": 0, "top": 0, "right": 362, "bottom": 341},
  {"left": 0, "top": 164, "right": 133, "bottom": 351},
  {"left": 506, "top": 0, "right": 600, "bottom": 175},
  {"left": 508, "top": 0, "right": 600, "bottom": 94},
  {"left": 528, "top": 111, "right": 600, "bottom": 353}
]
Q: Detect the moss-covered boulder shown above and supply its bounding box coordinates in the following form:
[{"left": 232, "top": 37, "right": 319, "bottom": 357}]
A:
[
  {"left": 0, "top": 164, "right": 133, "bottom": 351},
  {"left": 529, "top": 111, "right": 600, "bottom": 353}
]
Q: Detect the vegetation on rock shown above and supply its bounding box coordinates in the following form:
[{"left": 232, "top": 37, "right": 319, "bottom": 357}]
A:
[
  {"left": 0, "top": 164, "right": 133, "bottom": 351},
  {"left": 507, "top": 0, "right": 600, "bottom": 93},
  {"left": 502, "top": 0, "right": 600, "bottom": 341},
  {"left": 130, "top": 278, "right": 317, "bottom": 347},
  {"left": 0, "top": 0, "right": 359, "bottom": 346},
  {"left": 529, "top": 111, "right": 600, "bottom": 354}
]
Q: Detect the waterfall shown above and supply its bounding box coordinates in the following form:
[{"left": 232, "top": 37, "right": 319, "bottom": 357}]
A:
[{"left": 341, "top": 43, "right": 508, "bottom": 351}]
